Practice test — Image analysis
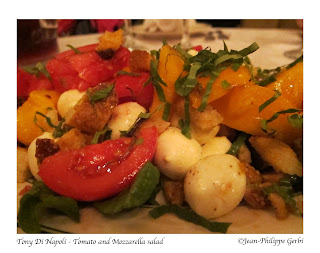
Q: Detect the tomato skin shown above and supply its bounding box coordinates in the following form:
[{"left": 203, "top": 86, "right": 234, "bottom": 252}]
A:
[
  {"left": 46, "top": 44, "right": 130, "bottom": 92},
  {"left": 17, "top": 68, "right": 53, "bottom": 97},
  {"left": 38, "top": 127, "right": 158, "bottom": 201},
  {"left": 114, "top": 72, "right": 154, "bottom": 109}
]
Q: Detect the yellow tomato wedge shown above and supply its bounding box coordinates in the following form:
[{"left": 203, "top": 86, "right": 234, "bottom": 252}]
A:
[
  {"left": 211, "top": 83, "right": 302, "bottom": 145},
  {"left": 17, "top": 90, "right": 60, "bottom": 145},
  {"left": 190, "top": 66, "right": 251, "bottom": 108},
  {"left": 265, "top": 62, "right": 303, "bottom": 109}
]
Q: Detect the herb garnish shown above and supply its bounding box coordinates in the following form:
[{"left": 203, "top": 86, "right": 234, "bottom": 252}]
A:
[
  {"left": 227, "top": 132, "right": 250, "bottom": 156},
  {"left": 87, "top": 84, "right": 114, "bottom": 103},
  {"left": 66, "top": 44, "right": 80, "bottom": 54},
  {"left": 116, "top": 70, "right": 141, "bottom": 77},
  {"left": 24, "top": 62, "right": 52, "bottom": 81},
  {"left": 18, "top": 181, "right": 79, "bottom": 233},
  {"left": 259, "top": 90, "right": 282, "bottom": 112},
  {"left": 149, "top": 204, "right": 231, "bottom": 233},
  {"left": 34, "top": 111, "right": 71, "bottom": 138},
  {"left": 91, "top": 125, "right": 112, "bottom": 144},
  {"left": 261, "top": 108, "right": 302, "bottom": 133}
]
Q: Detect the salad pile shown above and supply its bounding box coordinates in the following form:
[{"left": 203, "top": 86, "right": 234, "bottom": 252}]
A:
[{"left": 17, "top": 29, "right": 303, "bottom": 234}]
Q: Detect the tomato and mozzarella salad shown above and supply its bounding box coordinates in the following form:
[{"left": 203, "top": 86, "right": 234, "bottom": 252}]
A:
[{"left": 17, "top": 29, "right": 303, "bottom": 234}]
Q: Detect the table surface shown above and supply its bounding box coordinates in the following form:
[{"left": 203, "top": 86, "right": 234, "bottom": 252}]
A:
[{"left": 57, "top": 27, "right": 302, "bottom": 69}]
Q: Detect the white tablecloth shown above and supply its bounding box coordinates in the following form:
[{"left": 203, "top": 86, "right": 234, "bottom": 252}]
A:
[{"left": 57, "top": 27, "right": 302, "bottom": 69}]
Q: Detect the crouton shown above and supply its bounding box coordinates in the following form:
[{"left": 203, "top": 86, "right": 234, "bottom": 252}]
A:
[
  {"left": 65, "top": 83, "right": 118, "bottom": 134},
  {"left": 130, "top": 50, "right": 151, "bottom": 72}
]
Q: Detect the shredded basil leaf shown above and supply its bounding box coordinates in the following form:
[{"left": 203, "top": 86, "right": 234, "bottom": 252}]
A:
[
  {"left": 286, "top": 55, "right": 303, "bottom": 70},
  {"left": 259, "top": 90, "right": 282, "bottom": 112},
  {"left": 24, "top": 62, "right": 52, "bottom": 81},
  {"left": 221, "top": 80, "right": 231, "bottom": 90},
  {"left": 116, "top": 70, "right": 141, "bottom": 76},
  {"left": 287, "top": 114, "right": 303, "bottom": 128},
  {"left": 87, "top": 84, "right": 114, "bottom": 103},
  {"left": 261, "top": 108, "right": 302, "bottom": 132},
  {"left": 149, "top": 204, "right": 231, "bottom": 233},
  {"left": 197, "top": 76, "right": 216, "bottom": 112},
  {"left": 227, "top": 132, "right": 250, "bottom": 156},
  {"left": 162, "top": 102, "right": 171, "bottom": 122},
  {"left": 34, "top": 111, "right": 70, "bottom": 138},
  {"left": 91, "top": 126, "right": 112, "bottom": 144},
  {"left": 179, "top": 96, "right": 191, "bottom": 139},
  {"left": 66, "top": 44, "right": 80, "bottom": 54}
]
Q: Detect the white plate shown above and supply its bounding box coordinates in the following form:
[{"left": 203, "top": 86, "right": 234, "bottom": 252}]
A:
[{"left": 17, "top": 182, "right": 303, "bottom": 234}]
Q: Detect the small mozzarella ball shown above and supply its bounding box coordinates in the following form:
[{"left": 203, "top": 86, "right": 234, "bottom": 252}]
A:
[
  {"left": 202, "top": 136, "right": 232, "bottom": 158},
  {"left": 191, "top": 124, "right": 220, "bottom": 145},
  {"left": 154, "top": 127, "right": 202, "bottom": 180},
  {"left": 28, "top": 132, "right": 55, "bottom": 181},
  {"left": 184, "top": 154, "right": 246, "bottom": 219},
  {"left": 57, "top": 89, "right": 85, "bottom": 118},
  {"left": 108, "top": 102, "right": 146, "bottom": 139}
]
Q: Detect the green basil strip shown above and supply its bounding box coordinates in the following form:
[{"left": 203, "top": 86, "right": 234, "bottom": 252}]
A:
[
  {"left": 221, "top": 80, "right": 231, "bottom": 90},
  {"left": 263, "top": 183, "right": 302, "bottom": 216},
  {"left": 286, "top": 55, "right": 303, "bottom": 70},
  {"left": 94, "top": 162, "right": 160, "bottom": 215},
  {"left": 198, "top": 76, "right": 216, "bottom": 112},
  {"left": 35, "top": 62, "right": 52, "bottom": 81},
  {"left": 287, "top": 114, "right": 303, "bottom": 128},
  {"left": 150, "top": 59, "right": 167, "bottom": 87},
  {"left": 214, "top": 54, "right": 243, "bottom": 66},
  {"left": 238, "top": 42, "right": 259, "bottom": 57},
  {"left": 181, "top": 96, "right": 191, "bottom": 139},
  {"left": 227, "top": 132, "right": 250, "bottom": 156},
  {"left": 175, "top": 44, "right": 192, "bottom": 59},
  {"left": 259, "top": 90, "right": 282, "bottom": 112},
  {"left": 34, "top": 111, "right": 68, "bottom": 138},
  {"left": 116, "top": 70, "right": 141, "bottom": 76},
  {"left": 87, "top": 84, "right": 114, "bottom": 103},
  {"left": 150, "top": 60, "right": 167, "bottom": 102},
  {"left": 175, "top": 62, "right": 202, "bottom": 97},
  {"left": 149, "top": 204, "right": 231, "bottom": 234},
  {"left": 261, "top": 108, "right": 302, "bottom": 132},
  {"left": 162, "top": 102, "right": 171, "bottom": 121},
  {"left": 66, "top": 44, "right": 80, "bottom": 54},
  {"left": 91, "top": 126, "right": 112, "bottom": 144},
  {"left": 257, "top": 75, "right": 277, "bottom": 87}
]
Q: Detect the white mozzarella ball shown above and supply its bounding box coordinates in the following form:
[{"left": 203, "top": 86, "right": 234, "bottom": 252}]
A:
[
  {"left": 28, "top": 132, "right": 56, "bottom": 181},
  {"left": 184, "top": 154, "right": 246, "bottom": 219},
  {"left": 201, "top": 136, "right": 232, "bottom": 158},
  {"left": 57, "top": 89, "right": 85, "bottom": 118},
  {"left": 154, "top": 127, "right": 202, "bottom": 180},
  {"left": 108, "top": 102, "right": 146, "bottom": 140},
  {"left": 191, "top": 125, "right": 220, "bottom": 145}
]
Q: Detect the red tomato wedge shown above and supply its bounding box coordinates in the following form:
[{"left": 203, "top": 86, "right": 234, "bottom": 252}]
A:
[
  {"left": 38, "top": 127, "right": 158, "bottom": 201},
  {"left": 114, "top": 72, "right": 154, "bottom": 109},
  {"left": 17, "top": 68, "right": 53, "bottom": 97},
  {"left": 46, "top": 44, "right": 130, "bottom": 92}
]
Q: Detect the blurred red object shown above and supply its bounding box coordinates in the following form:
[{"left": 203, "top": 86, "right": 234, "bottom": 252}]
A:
[
  {"left": 57, "top": 19, "right": 124, "bottom": 36},
  {"left": 91, "top": 19, "right": 124, "bottom": 33},
  {"left": 57, "top": 20, "right": 76, "bottom": 36}
]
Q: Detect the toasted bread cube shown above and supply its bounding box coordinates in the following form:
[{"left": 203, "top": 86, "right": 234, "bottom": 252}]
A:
[{"left": 130, "top": 50, "right": 151, "bottom": 72}]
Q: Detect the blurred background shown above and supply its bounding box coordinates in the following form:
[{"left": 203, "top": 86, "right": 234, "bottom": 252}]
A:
[{"left": 55, "top": 19, "right": 301, "bottom": 37}]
